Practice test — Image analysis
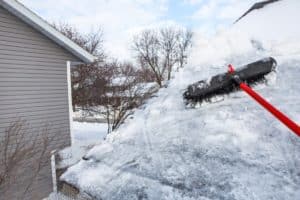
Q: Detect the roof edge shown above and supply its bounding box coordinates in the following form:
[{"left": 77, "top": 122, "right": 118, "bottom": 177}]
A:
[
  {"left": 0, "top": 0, "right": 96, "bottom": 63},
  {"left": 234, "top": 0, "right": 281, "bottom": 24}
]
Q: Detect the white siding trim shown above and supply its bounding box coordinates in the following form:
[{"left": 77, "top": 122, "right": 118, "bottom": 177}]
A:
[
  {"left": 67, "top": 61, "right": 74, "bottom": 145},
  {"left": 51, "top": 152, "right": 57, "bottom": 193},
  {"left": 0, "top": 0, "right": 95, "bottom": 63}
]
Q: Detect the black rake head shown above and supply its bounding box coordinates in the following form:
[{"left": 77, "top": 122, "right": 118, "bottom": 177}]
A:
[{"left": 183, "top": 57, "right": 277, "bottom": 104}]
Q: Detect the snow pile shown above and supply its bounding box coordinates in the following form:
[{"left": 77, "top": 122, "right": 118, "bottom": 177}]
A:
[
  {"left": 234, "top": 0, "right": 300, "bottom": 41},
  {"left": 233, "top": 0, "right": 300, "bottom": 57},
  {"left": 57, "top": 122, "right": 108, "bottom": 169},
  {"left": 72, "top": 122, "right": 107, "bottom": 146},
  {"left": 46, "top": 192, "right": 71, "bottom": 200},
  {"left": 61, "top": 1, "right": 300, "bottom": 199}
]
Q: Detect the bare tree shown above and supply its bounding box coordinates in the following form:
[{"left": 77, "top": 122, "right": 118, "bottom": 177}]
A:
[
  {"left": 133, "top": 27, "right": 193, "bottom": 87},
  {"left": 71, "top": 63, "right": 99, "bottom": 111},
  {"left": 133, "top": 30, "right": 164, "bottom": 87},
  {"left": 136, "top": 67, "right": 157, "bottom": 83},
  {"left": 176, "top": 29, "right": 193, "bottom": 69},
  {"left": 53, "top": 23, "right": 106, "bottom": 111},
  {"left": 160, "top": 27, "right": 179, "bottom": 80},
  {"left": 89, "top": 61, "right": 157, "bottom": 134},
  {"left": 53, "top": 22, "right": 105, "bottom": 58},
  {"left": 0, "top": 120, "right": 55, "bottom": 200}
]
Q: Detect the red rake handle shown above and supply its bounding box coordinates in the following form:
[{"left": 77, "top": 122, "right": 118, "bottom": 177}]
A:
[
  {"left": 228, "top": 64, "right": 300, "bottom": 137},
  {"left": 239, "top": 83, "right": 300, "bottom": 137}
]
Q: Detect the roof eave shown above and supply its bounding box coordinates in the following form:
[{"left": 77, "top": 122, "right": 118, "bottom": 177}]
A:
[{"left": 0, "top": 0, "right": 96, "bottom": 63}]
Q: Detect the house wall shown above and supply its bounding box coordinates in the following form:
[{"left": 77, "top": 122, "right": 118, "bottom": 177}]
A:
[{"left": 0, "top": 5, "right": 79, "bottom": 200}]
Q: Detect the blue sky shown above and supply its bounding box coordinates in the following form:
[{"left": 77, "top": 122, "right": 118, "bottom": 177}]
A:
[
  {"left": 162, "top": 0, "right": 258, "bottom": 34},
  {"left": 19, "top": 0, "right": 257, "bottom": 60}
]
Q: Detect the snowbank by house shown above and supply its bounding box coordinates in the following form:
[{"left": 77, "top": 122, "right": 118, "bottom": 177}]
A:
[
  {"left": 72, "top": 122, "right": 108, "bottom": 146},
  {"left": 56, "top": 122, "right": 108, "bottom": 170},
  {"left": 61, "top": 1, "right": 300, "bottom": 199}
]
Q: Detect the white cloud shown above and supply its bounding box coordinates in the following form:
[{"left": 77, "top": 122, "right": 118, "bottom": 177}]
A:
[
  {"left": 191, "top": 0, "right": 217, "bottom": 19},
  {"left": 217, "top": 0, "right": 257, "bottom": 20},
  {"left": 190, "top": 0, "right": 257, "bottom": 20},
  {"left": 19, "top": 0, "right": 169, "bottom": 61},
  {"left": 18, "top": 0, "right": 258, "bottom": 60},
  {"left": 183, "top": 0, "right": 204, "bottom": 5},
  {"left": 188, "top": 0, "right": 258, "bottom": 35}
]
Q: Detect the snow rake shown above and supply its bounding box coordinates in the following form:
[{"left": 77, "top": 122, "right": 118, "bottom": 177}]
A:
[{"left": 184, "top": 57, "right": 300, "bottom": 137}]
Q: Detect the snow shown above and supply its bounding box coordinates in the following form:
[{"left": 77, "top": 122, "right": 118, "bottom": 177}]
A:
[
  {"left": 46, "top": 192, "right": 71, "bottom": 200},
  {"left": 57, "top": 122, "right": 108, "bottom": 169},
  {"left": 73, "top": 107, "right": 107, "bottom": 123},
  {"left": 111, "top": 76, "right": 136, "bottom": 86},
  {"left": 232, "top": 0, "right": 300, "bottom": 58},
  {"left": 72, "top": 121, "right": 107, "bottom": 146},
  {"left": 234, "top": 0, "right": 300, "bottom": 42},
  {"left": 61, "top": 1, "right": 300, "bottom": 199}
]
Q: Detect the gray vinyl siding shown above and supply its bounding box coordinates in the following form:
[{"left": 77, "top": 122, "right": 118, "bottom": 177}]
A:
[{"left": 0, "top": 5, "right": 80, "bottom": 200}]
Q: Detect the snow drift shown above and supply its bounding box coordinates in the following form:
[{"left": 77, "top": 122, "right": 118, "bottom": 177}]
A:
[
  {"left": 61, "top": 0, "right": 300, "bottom": 199},
  {"left": 234, "top": 0, "right": 300, "bottom": 42}
]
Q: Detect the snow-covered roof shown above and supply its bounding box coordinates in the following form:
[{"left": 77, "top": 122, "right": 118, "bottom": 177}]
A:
[
  {"left": 235, "top": 0, "right": 280, "bottom": 23},
  {"left": 233, "top": 0, "right": 300, "bottom": 43},
  {"left": 61, "top": 0, "right": 300, "bottom": 199},
  {"left": 0, "top": 0, "right": 96, "bottom": 63}
]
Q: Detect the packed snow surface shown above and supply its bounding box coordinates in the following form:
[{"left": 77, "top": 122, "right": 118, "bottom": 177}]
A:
[{"left": 62, "top": 1, "right": 300, "bottom": 199}]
